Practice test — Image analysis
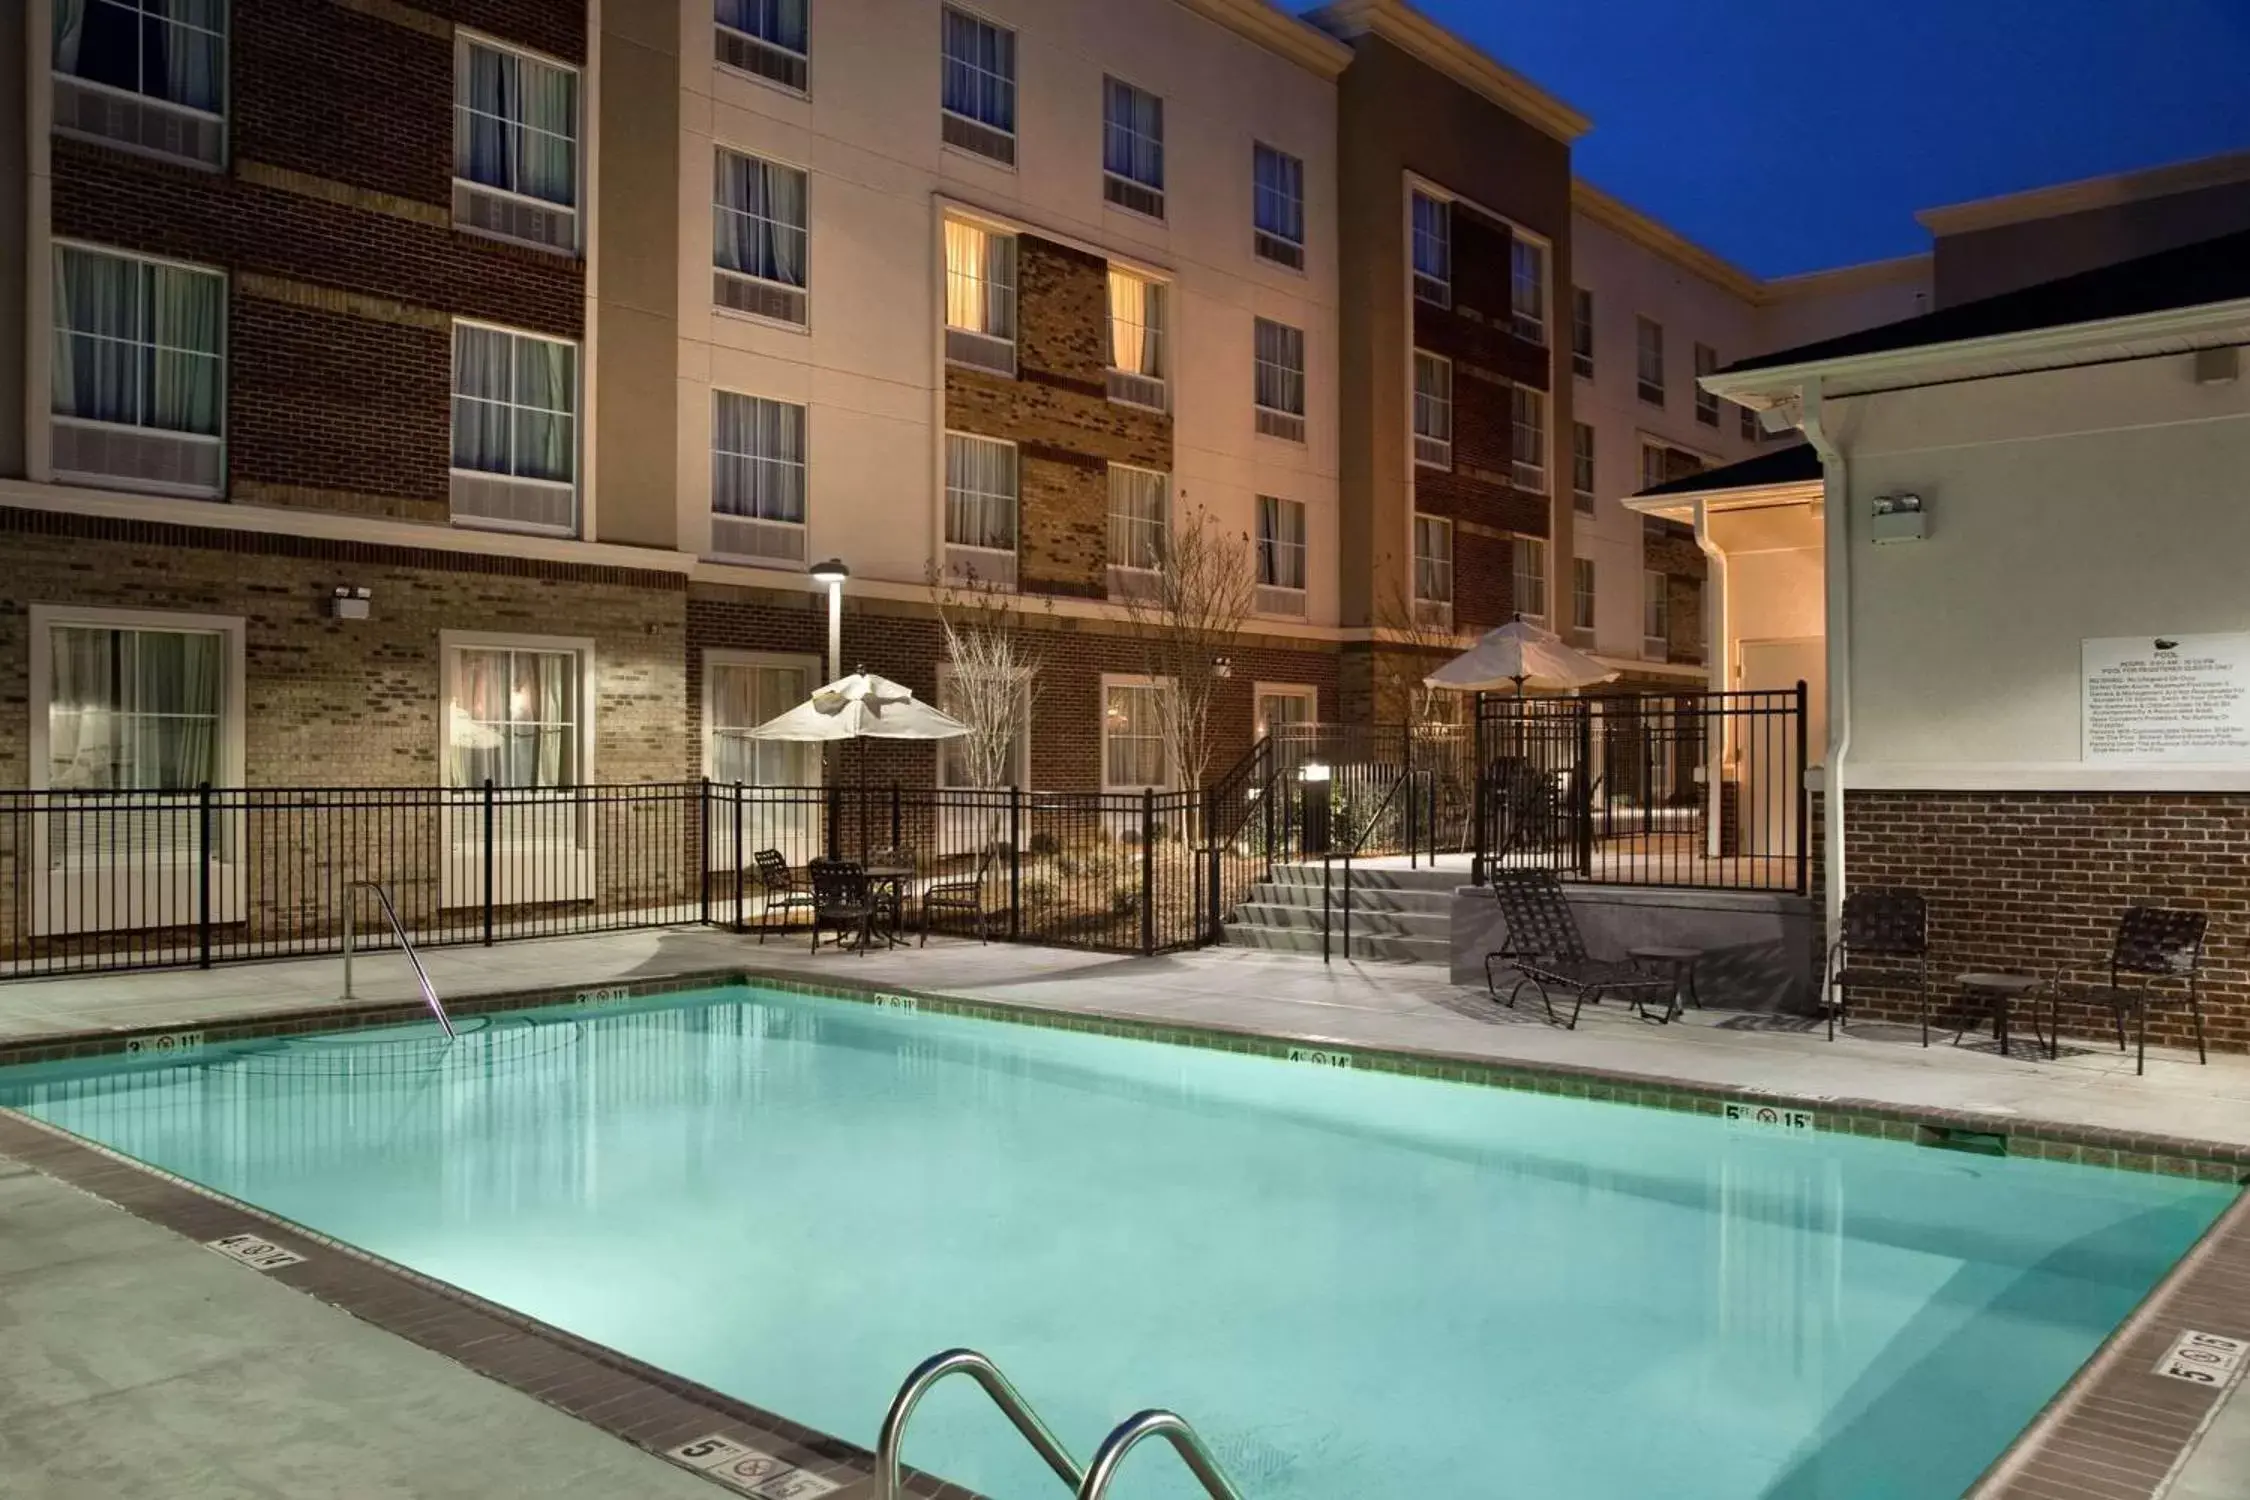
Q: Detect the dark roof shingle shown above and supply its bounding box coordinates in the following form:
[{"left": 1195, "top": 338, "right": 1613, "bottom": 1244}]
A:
[{"left": 1633, "top": 442, "right": 1821, "bottom": 499}]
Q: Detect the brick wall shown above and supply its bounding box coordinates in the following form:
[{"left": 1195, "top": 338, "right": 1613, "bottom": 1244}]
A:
[
  {"left": 944, "top": 235, "right": 1172, "bottom": 599},
  {"left": 1814, "top": 789, "right": 2250, "bottom": 1053},
  {"left": 1641, "top": 519, "right": 1706, "bottom": 664}
]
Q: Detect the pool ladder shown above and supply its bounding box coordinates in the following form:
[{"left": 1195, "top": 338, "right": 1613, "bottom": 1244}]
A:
[
  {"left": 875, "top": 1347, "right": 1245, "bottom": 1500},
  {"left": 339, "top": 880, "right": 456, "bottom": 1040}
]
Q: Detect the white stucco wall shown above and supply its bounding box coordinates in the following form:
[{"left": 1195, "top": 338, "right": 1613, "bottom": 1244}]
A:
[
  {"left": 676, "top": 0, "right": 1340, "bottom": 622},
  {"left": 1836, "top": 352, "right": 2250, "bottom": 786}
]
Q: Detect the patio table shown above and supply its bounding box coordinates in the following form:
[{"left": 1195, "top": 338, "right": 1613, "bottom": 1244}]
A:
[
  {"left": 865, "top": 864, "right": 915, "bottom": 947},
  {"left": 1955, "top": 971, "right": 2056, "bottom": 1060}
]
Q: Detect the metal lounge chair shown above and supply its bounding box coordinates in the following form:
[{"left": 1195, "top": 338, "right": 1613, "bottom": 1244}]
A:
[
  {"left": 807, "top": 858, "right": 876, "bottom": 954},
  {"left": 1483, "top": 869, "right": 1676, "bottom": 1029},
  {"left": 751, "top": 849, "right": 816, "bottom": 943},
  {"left": 921, "top": 844, "right": 998, "bottom": 946},
  {"left": 2063, "top": 905, "right": 2209, "bottom": 1076},
  {"left": 1824, "top": 888, "right": 1929, "bottom": 1043}
]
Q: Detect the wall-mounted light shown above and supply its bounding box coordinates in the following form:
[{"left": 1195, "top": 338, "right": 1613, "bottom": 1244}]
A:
[
  {"left": 1870, "top": 493, "right": 1927, "bottom": 545},
  {"left": 1213, "top": 654, "right": 1234, "bottom": 679},
  {"left": 330, "top": 585, "right": 372, "bottom": 620}
]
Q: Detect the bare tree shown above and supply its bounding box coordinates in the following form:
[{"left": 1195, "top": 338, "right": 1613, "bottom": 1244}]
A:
[
  {"left": 1371, "top": 554, "right": 1466, "bottom": 730},
  {"left": 927, "top": 565, "right": 1047, "bottom": 789},
  {"left": 1117, "top": 499, "right": 1257, "bottom": 794}
]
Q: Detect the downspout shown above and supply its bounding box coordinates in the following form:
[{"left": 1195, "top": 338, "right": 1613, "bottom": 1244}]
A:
[
  {"left": 1690, "top": 496, "right": 1727, "bottom": 860},
  {"left": 1796, "top": 379, "right": 1848, "bottom": 935}
]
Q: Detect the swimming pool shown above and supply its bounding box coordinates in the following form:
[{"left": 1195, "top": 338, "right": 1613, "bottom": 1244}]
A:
[{"left": 0, "top": 985, "right": 2233, "bottom": 1498}]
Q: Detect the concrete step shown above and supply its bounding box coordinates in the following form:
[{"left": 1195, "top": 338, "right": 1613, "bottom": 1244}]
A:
[
  {"left": 1231, "top": 901, "right": 1451, "bottom": 940},
  {"left": 1221, "top": 921, "right": 1450, "bottom": 964},
  {"left": 1244, "top": 882, "right": 1454, "bottom": 915},
  {"left": 1265, "top": 862, "right": 1467, "bottom": 896}
]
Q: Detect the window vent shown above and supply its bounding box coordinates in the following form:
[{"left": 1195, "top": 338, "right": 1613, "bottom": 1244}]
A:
[
  {"left": 1255, "top": 408, "right": 1305, "bottom": 444},
  {"left": 1413, "top": 435, "right": 1451, "bottom": 469},
  {"left": 715, "top": 271, "right": 808, "bottom": 327},
  {"left": 943, "top": 545, "right": 1017, "bottom": 591},
  {"left": 455, "top": 182, "right": 577, "bottom": 254},
  {"left": 1412, "top": 599, "right": 1454, "bottom": 632},
  {"left": 1254, "top": 231, "right": 1304, "bottom": 271},
  {"left": 942, "top": 112, "right": 1016, "bottom": 166},
  {"left": 450, "top": 473, "right": 576, "bottom": 535},
  {"left": 51, "top": 421, "right": 222, "bottom": 497},
  {"left": 712, "top": 515, "right": 807, "bottom": 564},
  {"left": 1413, "top": 273, "right": 1450, "bottom": 308},
  {"left": 1107, "top": 565, "right": 1164, "bottom": 603},
  {"left": 1106, "top": 370, "right": 1166, "bottom": 410},
  {"left": 1104, "top": 175, "right": 1164, "bottom": 220},
  {"left": 716, "top": 28, "right": 808, "bottom": 94},
  {"left": 1254, "top": 585, "right": 1306, "bottom": 618},
  {"left": 52, "top": 78, "right": 224, "bottom": 168},
  {"left": 1573, "top": 351, "right": 1594, "bottom": 380},
  {"left": 946, "top": 326, "right": 1016, "bottom": 377},
  {"left": 1512, "top": 463, "right": 1546, "bottom": 494},
  {"left": 1511, "top": 314, "right": 1545, "bottom": 345},
  {"left": 1637, "top": 380, "right": 1665, "bottom": 406}
]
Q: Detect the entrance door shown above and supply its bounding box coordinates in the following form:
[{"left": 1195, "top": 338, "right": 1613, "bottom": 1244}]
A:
[{"left": 1735, "top": 638, "right": 1825, "bottom": 864}]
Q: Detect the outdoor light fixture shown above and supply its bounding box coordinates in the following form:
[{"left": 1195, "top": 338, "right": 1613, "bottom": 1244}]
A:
[
  {"left": 809, "top": 559, "right": 849, "bottom": 681},
  {"left": 1299, "top": 761, "right": 1333, "bottom": 855},
  {"left": 329, "top": 585, "right": 372, "bottom": 621},
  {"left": 1870, "top": 493, "right": 1927, "bottom": 545},
  {"left": 1213, "top": 654, "right": 1234, "bottom": 678}
]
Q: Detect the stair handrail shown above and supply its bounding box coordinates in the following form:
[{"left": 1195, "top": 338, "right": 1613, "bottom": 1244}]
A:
[
  {"left": 874, "top": 1347, "right": 1085, "bottom": 1500},
  {"left": 341, "top": 879, "right": 456, "bottom": 1039},
  {"left": 1323, "top": 766, "right": 1413, "bottom": 965},
  {"left": 1078, "top": 1409, "right": 1246, "bottom": 1500}
]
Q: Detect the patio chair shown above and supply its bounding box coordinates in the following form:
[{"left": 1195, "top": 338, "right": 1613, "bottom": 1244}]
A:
[
  {"left": 806, "top": 858, "right": 875, "bottom": 955},
  {"left": 751, "top": 849, "right": 815, "bottom": 943},
  {"left": 1824, "top": 888, "right": 1928, "bottom": 1043},
  {"left": 2060, "top": 905, "right": 2209, "bottom": 1076},
  {"left": 1483, "top": 869, "right": 1677, "bottom": 1029},
  {"left": 922, "top": 844, "right": 999, "bottom": 946}
]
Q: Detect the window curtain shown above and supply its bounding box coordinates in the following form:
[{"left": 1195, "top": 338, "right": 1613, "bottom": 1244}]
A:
[
  {"left": 1415, "top": 518, "right": 1452, "bottom": 602},
  {"left": 52, "top": 0, "right": 86, "bottom": 72},
  {"left": 462, "top": 46, "right": 577, "bottom": 207},
  {"left": 1255, "top": 320, "right": 1303, "bottom": 415},
  {"left": 942, "top": 10, "right": 1013, "bottom": 130},
  {"left": 52, "top": 247, "right": 142, "bottom": 427},
  {"left": 59, "top": 0, "right": 221, "bottom": 111},
  {"left": 1258, "top": 497, "right": 1305, "bottom": 589},
  {"left": 719, "top": 0, "right": 808, "bottom": 52},
  {"left": 1107, "top": 468, "right": 1167, "bottom": 570},
  {"left": 519, "top": 58, "right": 578, "bottom": 206},
  {"left": 449, "top": 649, "right": 576, "bottom": 789},
  {"left": 945, "top": 222, "right": 1011, "bottom": 337},
  {"left": 47, "top": 626, "right": 114, "bottom": 789},
  {"left": 945, "top": 435, "right": 1016, "bottom": 550},
  {"left": 1413, "top": 195, "right": 1449, "bottom": 280},
  {"left": 513, "top": 337, "right": 574, "bottom": 482},
  {"left": 48, "top": 627, "right": 219, "bottom": 791},
  {"left": 152, "top": 262, "right": 222, "bottom": 435},
  {"left": 1107, "top": 272, "right": 1160, "bottom": 376},
  {"left": 1254, "top": 146, "right": 1302, "bottom": 243},
  {"left": 451, "top": 324, "right": 511, "bottom": 473},
  {"left": 1105, "top": 686, "right": 1165, "bottom": 787},
  {"left": 531, "top": 650, "right": 571, "bottom": 787},
  {"left": 714, "top": 393, "right": 805, "bottom": 523},
  {"left": 1414, "top": 355, "right": 1451, "bottom": 442},
  {"left": 716, "top": 153, "right": 806, "bottom": 288},
  {"left": 710, "top": 664, "right": 809, "bottom": 786},
  {"left": 1103, "top": 78, "right": 1162, "bottom": 187}
]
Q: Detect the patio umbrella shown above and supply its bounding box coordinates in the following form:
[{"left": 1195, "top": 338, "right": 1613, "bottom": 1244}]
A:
[
  {"left": 747, "top": 671, "right": 971, "bottom": 859},
  {"left": 1423, "top": 616, "right": 1619, "bottom": 696}
]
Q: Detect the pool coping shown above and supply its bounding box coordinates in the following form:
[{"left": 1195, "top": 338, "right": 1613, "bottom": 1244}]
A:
[{"left": 4, "top": 964, "right": 2248, "bottom": 1499}]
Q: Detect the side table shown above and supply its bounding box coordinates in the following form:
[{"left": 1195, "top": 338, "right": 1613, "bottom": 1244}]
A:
[
  {"left": 1956, "top": 971, "right": 2055, "bottom": 1060},
  {"left": 1629, "top": 946, "right": 1705, "bottom": 1025}
]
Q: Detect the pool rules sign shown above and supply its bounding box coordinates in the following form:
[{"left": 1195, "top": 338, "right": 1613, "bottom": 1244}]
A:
[{"left": 2083, "top": 633, "right": 2250, "bottom": 763}]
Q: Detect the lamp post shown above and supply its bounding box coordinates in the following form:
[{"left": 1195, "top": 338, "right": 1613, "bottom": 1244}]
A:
[{"left": 809, "top": 558, "right": 849, "bottom": 681}]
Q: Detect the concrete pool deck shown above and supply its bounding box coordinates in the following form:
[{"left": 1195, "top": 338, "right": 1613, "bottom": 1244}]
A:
[{"left": 2, "top": 929, "right": 2247, "bottom": 1498}]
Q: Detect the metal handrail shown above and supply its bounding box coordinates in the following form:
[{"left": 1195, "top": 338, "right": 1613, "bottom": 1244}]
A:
[
  {"left": 1078, "top": 1409, "right": 1245, "bottom": 1500},
  {"left": 874, "top": 1348, "right": 1085, "bottom": 1499},
  {"left": 1323, "top": 766, "right": 1413, "bottom": 965},
  {"left": 340, "top": 880, "right": 456, "bottom": 1039}
]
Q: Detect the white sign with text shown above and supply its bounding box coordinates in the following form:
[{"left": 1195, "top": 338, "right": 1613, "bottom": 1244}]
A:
[{"left": 2083, "top": 633, "right": 2250, "bottom": 763}]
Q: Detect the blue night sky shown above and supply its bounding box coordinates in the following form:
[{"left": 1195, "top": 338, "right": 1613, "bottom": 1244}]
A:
[{"left": 1351, "top": 0, "right": 2250, "bottom": 277}]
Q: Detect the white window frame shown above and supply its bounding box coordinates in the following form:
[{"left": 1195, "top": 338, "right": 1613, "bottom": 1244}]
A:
[
  {"left": 941, "top": 5, "right": 1017, "bottom": 157},
  {"left": 1105, "top": 265, "right": 1167, "bottom": 409},
  {"left": 716, "top": 0, "right": 810, "bottom": 97},
  {"left": 1411, "top": 189, "right": 1451, "bottom": 307},
  {"left": 1412, "top": 513, "right": 1453, "bottom": 606},
  {"left": 1252, "top": 141, "right": 1306, "bottom": 269},
  {"left": 1412, "top": 349, "right": 1452, "bottom": 469},
  {"left": 453, "top": 31, "right": 582, "bottom": 252},
  {"left": 1255, "top": 494, "right": 1307, "bottom": 616},
  {"left": 50, "top": 0, "right": 230, "bottom": 169},
  {"left": 439, "top": 630, "right": 597, "bottom": 905},
  {"left": 1639, "top": 438, "right": 1712, "bottom": 493},
  {"left": 935, "top": 660, "right": 1033, "bottom": 791},
  {"left": 1636, "top": 315, "right": 1665, "bottom": 405},
  {"left": 1100, "top": 673, "right": 1173, "bottom": 792},
  {"left": 26, "top": 603, "right": 249, "bottom": 938},
  {"left": 713, "top": 146, "right": 811, "bottom": 329},
  {"left": 1571, "top": 286, "right": 1594, "bottom": 379},
  {"left": 943, "top": 213, "right": 1017, "bottom": 374},
  {"left": 704, "top": 648, "right": 823, "bottom": 870},
  {"left": 448, "top": 317, "right": 580, "bottom": 535},
  {"left": 1101, "top": 74, "right": 1165, "bottom": 219},
  {"left": 1645, "top": 569, "right": 1670, "bottom": 650},
  {"left": 1252, "top": 683, "right": 1317, "bottom": 742},
  {"left": 1513, "top": 535, "right": 1548, "bottom": 622},
  {"left": 709, "top": 388, "right": 809, "bottom": 563},
  {"left": 1572, "top": 420, "right": 1596, "bottom": 515},
  {"left": 1511, "top": 384, "right": 1547, "bottom": 494},
  {"left": 943, "top": 429, "right": 1019, "bottom": 587},
  {"left": 1572, "top": 556, "right": 1596, "bottom": 633},
  {"left": 1510, "top": 232, "right": 1550, "bottom": 345},
  {"left": 1106, "top": 462, "right": 1170, "bottom": 580},
  {"left": 1695, "top": 342, "right": 1721, "bottom": 425},
  {"left": 1253, "top": 316, "right": 1306, "bottom": 439}
]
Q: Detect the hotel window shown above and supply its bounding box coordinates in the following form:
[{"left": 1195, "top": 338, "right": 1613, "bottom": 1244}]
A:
[
  {"left": 1513, "top": 535, "right": 1548, "bottom": 620},
  {"left": 1107, "top": 267, "right": 1166, "bottom": 408},
  {"left": 1636, "top": 315, "right": 1665, "bottom": 405},
  {"left": 940, "top": 7, "right": 1015, "bottom": 165},
  {"left": 1510, "top": 235, "right": 1548, "bottom": 344},
  {"left": 1739, "top": 401, "right": 1760, "bottom": 442},
  {"left": 1412, "top": 350, "right": 1452, "bottom": 468},
  {"left": 1102, "top": 679, "right": 1170, "bottom": 789},
  {"left": 714, "top": 148, "right": 808, "bottom": 326},
  {"left": 454, "top": 36, "right": 580, "bottom": 253},
  {"left": 1695, "top": 343, "right": 1720, "bottom": 425},
  {"left": 1253, "top": 318, "right": 1306, "bottom": 442},
  {"left": 44, "top": 622, "right": 227, "bottom": 793},
  {"left": 1644, "top": 570, "right": 1669, "bottom": 649},
  {"left": 944, "top": 432, "right": 1019, "bottom": 589},
  {"left": 1255, "top": 495, "right": 1307, "bottom": 617},
  {"left": 445, "top": 644, "right": 583, "bottom": 789},
  {"left": 1572, "top": 421, "right": 1595, "bottom": 515},
  {"left": 449, "top": 322, "right": 577, "bottom": 534},
  {"left": 1572, "top": 557, "right": 1596, "bottom": 633},
  {"left": 1102, "top": 76, "right": 1164, "bottom": 218},
  {"left": 1253, "top": 143, "right": 1305, "bottom": 269},
  {"left": 51, "top": 0, "right": 228, "bottom": 167},
  {"left": 49, "top": 244, "right": 225, "bottom": 497},
  {"left": 708, "top": 655, "right": 819, "bottom": 788},
  {"left": 943, "top": 217, "right": 1016, "bottom": 375},
  {"left": 1107, "top": 464, "right": 1169, "bottom": 576},
  {"left": 1642, "top": 440, "right": 1703, "bottom": 491},
  {"left": 1511, "top": 385, "right": 1547, "bottom": 493},
  {"left": 716, "top": 0, "right": 808, "bottom": 94},
  {"left": 710, "top": 392, "right": 807, "bottom": 563},
  {"left": 1411, "top": 191, "right": 1450, "bottom": 306},
  {"left": 1412, "top": 513, "right": 1453, "bottom": 624},
  {"left": 1254, "top": 685, "right": 1315, "bottom": 741},
  {"left": 1571, "top": 287, "right": 1594, "bottom": 378}
]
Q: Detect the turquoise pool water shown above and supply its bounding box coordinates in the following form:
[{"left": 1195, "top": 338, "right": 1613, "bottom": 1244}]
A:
[{"left": 0, "top": 987, "right": 2233, "bottom": 1499}]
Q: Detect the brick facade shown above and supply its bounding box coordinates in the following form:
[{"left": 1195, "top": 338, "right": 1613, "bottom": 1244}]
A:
[
  {"left": 1812, "top": 790, "right": 2250, "bottom": 1054},
  {"left": 944, "top": 234, "right": 1172, "bottom": 600},
  {"left": 1641, "top": 518, "right": 1706, "bottom": 665}
]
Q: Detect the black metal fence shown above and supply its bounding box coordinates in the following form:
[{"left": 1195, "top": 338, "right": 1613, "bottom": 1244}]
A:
[
  {"left": 0, "top": 781, "right": 1235, "bottom": 979},
  {"left": 1472, "top": 686, "right": 1808, "bottom": 893}
]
